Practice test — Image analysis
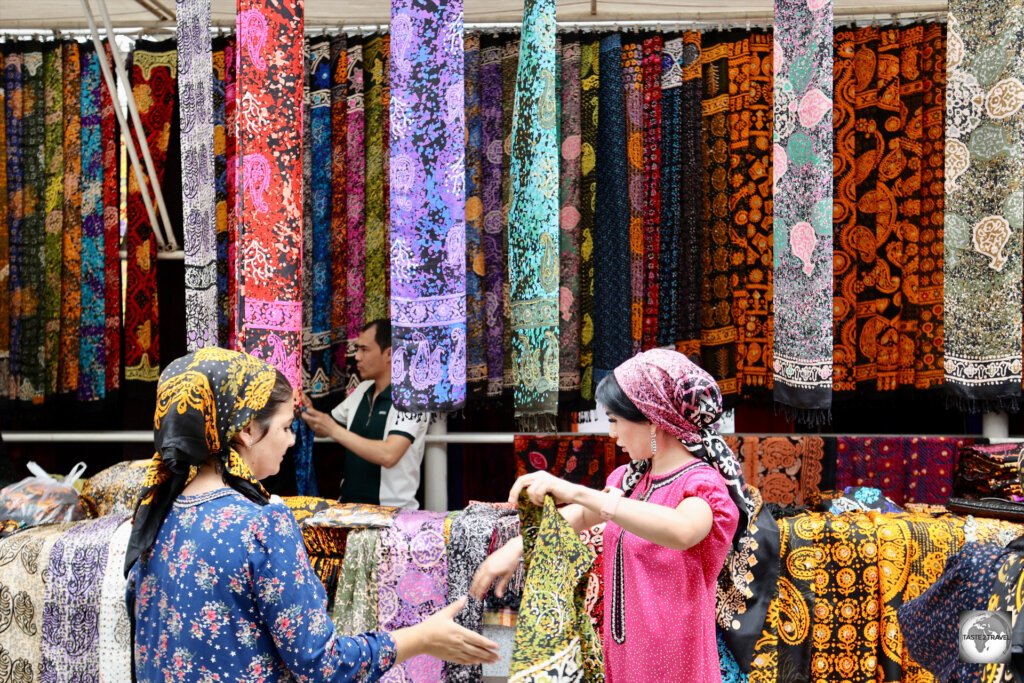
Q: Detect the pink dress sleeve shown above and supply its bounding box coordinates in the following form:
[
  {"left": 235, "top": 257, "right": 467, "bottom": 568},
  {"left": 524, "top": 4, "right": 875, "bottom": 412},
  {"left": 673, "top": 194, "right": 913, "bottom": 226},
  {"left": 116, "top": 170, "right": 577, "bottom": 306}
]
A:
[{"left": 679, "top": 468, "right": 739, "bottom": 574}]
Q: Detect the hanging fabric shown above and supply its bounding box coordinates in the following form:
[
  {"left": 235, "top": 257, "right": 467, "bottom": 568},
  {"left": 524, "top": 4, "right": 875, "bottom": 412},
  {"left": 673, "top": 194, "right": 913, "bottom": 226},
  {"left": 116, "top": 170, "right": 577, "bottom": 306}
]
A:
[
  {"left": 465, "top": 33, "right": 487, "bottom": 400},
  {"left": 179, "top": 0, "right": 218, "bottom": 351},
  {"left": 364, "top": 35, "right": 388, "bottom": 323},
  {"left": 675, "top": 31, "right": 704, "bottom": 358},
  {"left": 658, "top": 36, "right": 683, "bottom": 349},
  {"left": 578, "top": 38, "right": 598, "bottom": 401},
  {"left": 345, "top": 38, "right": 366, "bottom": 390},
  {"left": 308, "top": 36, "right": 333, "bottom": 399},
  {"left": 212, "top": 37, "right": 230, "bottom": 347},
  {"left": 389, "top": 0, "right": 467, "bottom": 412},
  {"left": 329, "top": 35, "right": 350, "bottom": 396},
  {"left": 223, "top": 37, "right": 239, "bottom": 349},
  {"left": 728, "top": 36, "right": 752, "bottom": 400},
  {"left": 101, "top": 43, "right": 121, "bottom": 399},
  {"left": 0, "top": 50, "right": 8, "bottom": 403},
  {"left": 501, "top": 37, "right": 519, "bottom": 395},
  {"left": 593, "top": 33, "right": 630, "bottom": 386},
  {"left": 301, "top": 37, "right": 314, "bottom": 400},
  {"left": 641, "top": 35, "right": 662, "bottom": 353},
  {"left": 944, "top": 0, "right": 1024, "bottom": 411},
  {"left": 773, "top": 0, "right": 834, "bottom": 424},
  {"left": 558, "top": 34, "right": 582, "bottom": 399},
  {"left": 42, "top": 45, "right": 63, "bottom": 400},
  {"left": 236, "top": 0, "right": 305, "bottom": 391},
  {"left": 480, "top": 36, "right": 505, "bottom": 398},
  {"left": 508, "top": 0, "right": 559, "bottom": 427},
  {"left": 622, "top": 37, "right": 644, "bottom": 357},
  {"left": 59, "top": 42, "right": 82, "bottom": 398}
]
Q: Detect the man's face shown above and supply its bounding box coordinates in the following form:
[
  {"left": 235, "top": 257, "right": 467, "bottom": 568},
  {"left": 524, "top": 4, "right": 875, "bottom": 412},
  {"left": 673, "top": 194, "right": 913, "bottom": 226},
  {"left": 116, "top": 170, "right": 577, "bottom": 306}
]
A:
[{"left": 354, "top": 326, "right": 390, "bottom": 381}]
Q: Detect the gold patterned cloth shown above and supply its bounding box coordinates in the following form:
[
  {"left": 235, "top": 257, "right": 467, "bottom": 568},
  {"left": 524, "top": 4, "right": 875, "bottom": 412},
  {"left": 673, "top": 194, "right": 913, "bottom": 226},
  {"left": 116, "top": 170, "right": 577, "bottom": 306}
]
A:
[{"left": 80, "top": 459, "right": 152, "bottom": 517}]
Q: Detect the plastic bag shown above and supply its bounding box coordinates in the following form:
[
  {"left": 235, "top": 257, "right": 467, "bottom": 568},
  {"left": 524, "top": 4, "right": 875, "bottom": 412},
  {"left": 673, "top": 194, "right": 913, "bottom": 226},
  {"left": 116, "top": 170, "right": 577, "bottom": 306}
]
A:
[{"left": 0, "top": 461, "right": 89, "bottom": 527}]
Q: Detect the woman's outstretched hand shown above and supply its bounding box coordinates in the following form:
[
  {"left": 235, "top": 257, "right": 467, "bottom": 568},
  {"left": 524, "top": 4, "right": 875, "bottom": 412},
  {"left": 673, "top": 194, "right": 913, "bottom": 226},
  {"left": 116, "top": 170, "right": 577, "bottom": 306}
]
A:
[
  {"left": 508, "top": 470, "right": 581, "bottom": 507},
  {"left": 469, "top": 536, "right": 523, "bottom": 601},
  {"left": 392, "top": 597, "right": 501, "bottom": 666}
]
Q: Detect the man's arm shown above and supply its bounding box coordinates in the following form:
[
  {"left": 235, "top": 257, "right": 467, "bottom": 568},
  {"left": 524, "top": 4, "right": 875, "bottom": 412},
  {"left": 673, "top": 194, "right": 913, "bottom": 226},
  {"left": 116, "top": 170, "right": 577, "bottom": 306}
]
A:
[{"left": 300, "top": 403, "right": 414, "bottom": 469}]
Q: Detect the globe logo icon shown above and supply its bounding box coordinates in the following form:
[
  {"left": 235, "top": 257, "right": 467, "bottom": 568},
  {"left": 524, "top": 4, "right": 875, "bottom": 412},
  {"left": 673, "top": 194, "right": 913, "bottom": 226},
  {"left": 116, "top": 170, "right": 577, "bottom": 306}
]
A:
[{"left": 959, "top": 610, "right": 1012, "bottom": 664}]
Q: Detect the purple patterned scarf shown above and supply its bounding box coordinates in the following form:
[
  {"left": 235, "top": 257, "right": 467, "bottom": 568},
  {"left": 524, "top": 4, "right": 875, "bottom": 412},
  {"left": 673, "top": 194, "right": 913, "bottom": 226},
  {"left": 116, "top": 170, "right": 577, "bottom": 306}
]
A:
[{"left": 479, "top": 38, "right": 504, "bottom": 398}]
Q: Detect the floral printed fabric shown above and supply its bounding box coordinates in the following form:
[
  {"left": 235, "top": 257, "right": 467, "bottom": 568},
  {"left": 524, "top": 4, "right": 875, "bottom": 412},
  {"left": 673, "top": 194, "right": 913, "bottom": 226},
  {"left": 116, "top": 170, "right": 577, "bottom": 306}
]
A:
[
  {"left": 364, "top": 35, "right": 389, "bottom": 324},
  {"left": 42, "top": 46, "right": 62, "bottom": 400},
  {"left": 465, "top": 33, "right": 487, "bottom": 400},
  {"left": 80, "top": 459, "right": 151, "bottom": 517},
  {"left": 641, "top": 36, "right": 662, "bottom": 353},
  {"left": 0, "top": 51, "right": 7, "bottom": 401},
  {"left": 944, "top": 0, "right": 1024, "bottom": 412},
  {"left": 390, "top": 0, "right": 467, "bottom": 413},
  {"left": 59, "top": 42, "right": 82, "bottom": 399},
  {"left": 772, "top": 0, "right": 834, "bottom": 425},
  {"left": 723, "top": 435, "right": 828, "bottom": 506},
  {"left": 514, "top": 434, "right": 627, "bottom": 490},
  {"left": 559, "top": 35, "right": 582, "bottom": 397},
  {"left": 345, "top": 38, "right": 366, "bottom": 348},
  {"left": 332, "top": 528, "right": 381, "bottom": 635},
  {"left": 508, "top": 0, "right": 560, "bottom": 425},
  {"left": 578, "top": 38, "right": 599, "bottom": 401},
  {"left": 510, "top": 494, "right": 603, "bottom": 682},
  {"left": 329, "top": 36, "right": 350, "bottom": 396},
  {"left": 130, "top": 490, "right": 397, "bottom": 682},
  {"left": 480, "top": 37, "right": 505, "bottom": 398}
]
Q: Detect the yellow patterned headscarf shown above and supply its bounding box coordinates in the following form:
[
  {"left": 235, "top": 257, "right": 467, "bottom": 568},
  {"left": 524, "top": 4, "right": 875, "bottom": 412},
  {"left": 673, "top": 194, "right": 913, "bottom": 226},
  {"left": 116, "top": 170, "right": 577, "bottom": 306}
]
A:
[{"left": 124, "top": 348, "right": 283, "bottom": 575}]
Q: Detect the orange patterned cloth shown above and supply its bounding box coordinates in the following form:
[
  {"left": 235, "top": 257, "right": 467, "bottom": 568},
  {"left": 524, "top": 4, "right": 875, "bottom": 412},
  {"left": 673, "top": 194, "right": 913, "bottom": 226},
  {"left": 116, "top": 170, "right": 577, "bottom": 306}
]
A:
[{"left": 724, "top": 435, "right": 827, "bottom": 506}]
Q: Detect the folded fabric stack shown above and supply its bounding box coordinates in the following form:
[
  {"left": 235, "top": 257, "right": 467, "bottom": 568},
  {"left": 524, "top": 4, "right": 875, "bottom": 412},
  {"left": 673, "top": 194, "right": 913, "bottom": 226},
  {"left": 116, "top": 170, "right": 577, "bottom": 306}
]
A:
[{"left": 954, "top": 443, "right": 1024, "bottom": 500}]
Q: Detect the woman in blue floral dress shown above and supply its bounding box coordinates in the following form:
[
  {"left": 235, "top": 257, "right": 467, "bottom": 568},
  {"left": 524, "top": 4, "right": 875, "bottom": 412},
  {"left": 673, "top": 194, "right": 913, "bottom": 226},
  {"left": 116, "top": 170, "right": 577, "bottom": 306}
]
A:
[{"left": 125, "top": 348, "right": 498, "bottom": 682}]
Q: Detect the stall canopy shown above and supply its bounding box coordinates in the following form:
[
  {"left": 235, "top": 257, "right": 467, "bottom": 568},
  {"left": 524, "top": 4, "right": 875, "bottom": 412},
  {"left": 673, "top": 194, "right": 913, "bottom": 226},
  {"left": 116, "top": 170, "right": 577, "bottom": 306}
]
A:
[{"left": 4, "top": 0, "right": 946, "bottom": 30}]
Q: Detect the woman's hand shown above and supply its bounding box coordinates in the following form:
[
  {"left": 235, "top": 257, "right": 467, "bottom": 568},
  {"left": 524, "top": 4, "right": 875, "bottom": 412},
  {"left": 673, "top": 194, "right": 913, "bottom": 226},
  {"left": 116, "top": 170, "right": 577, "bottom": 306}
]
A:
[
  {"left": 393, "top": 597, "right": 500, "bottom": 666},
  {"left": 508, "top": 471, "right": 581, "bottom": 507},
  {"left": 469, "top": 536, "right": 523, "bottom": 601}
]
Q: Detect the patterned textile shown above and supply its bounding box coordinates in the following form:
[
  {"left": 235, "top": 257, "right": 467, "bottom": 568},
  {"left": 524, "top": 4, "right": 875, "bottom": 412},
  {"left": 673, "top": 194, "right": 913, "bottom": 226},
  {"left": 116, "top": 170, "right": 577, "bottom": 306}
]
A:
[
  {"left": 377, "top": 510, "right": 448, "bottom": 682},
  {"left": 701, "top": 33, "right": 739, "bottom": 401},
  {"left": 0, "top": 50, "right": 7, "bottom": 401},
  {"left": 719, "top": 629, "right": 749, "bottom": 683},
  {"left": 98, "top": 519, "right": 133, "bottom": 683},
  {"left": 212, "top": 37, "right": 231, "bottom": 347},
  {"left": 593, "top": 34, "right": 631, "bottom": 386},
  {"left": 329, "top": 36, "right": 349, "bottom": 396},
  {"left": 59, "top": 42, "right": 82, "bottom": 397},
  {"left": 236, "top": 1, "right": 304, "bottom": 390},
  {"left": 641, "top": 35, "right": 662, "bottom": 352},
  {"left": 510, "top": 494, "right": 603, "bottom": 682},
  {"left": 179, "top": 0, "right": 218, "bottom": 350},
  {"left": 278, "top": 494, "right": 333, "bottom": 524},
  {"left": 42, "top": 46, "right": 62, "bottom": 399},
  {"left": 773, "top": 0, "right": 834, "bottom": 424},
  {"left": 126, "top": 347, "right": 276, "bottom": 574},
  {"left": 578, "top": 522, "right": 605, "bottom": 639},
  {"left": 125, "top": 40, "right": 176, "bottom": 386},
  {"left": 723, "top": 435, "right": 826, "bottom": 506},
  {"left": 837, "top": 436, "right": 977, "bottom": 505},
  {"left": 944, "top": 0, "right": 1024, "bottom": 412},
  {"left": 390, "top": 0, "right": 467, "bottom": 413},
  {"left": 578, "top": 38, "right": 599, "bottom": 401},
  {"left": 480, "top": 37, "right": 505, "bottom": 398},
  {"left": 727, "top": 36, "right": 752, "bottom": 400},
  {"left": 332, "top": 528, "right": 381, "bottom": 635},
  {"left": 223, "top": 36, "right": 239, "bottom": 349},
  {"left": 658, "top": 36, "right": 683, "bottom": 349},
  {"left": 1, "top": 50, "right": 16, "bottom": 403},
  {"left": 954, "top": 442, "right": 1024, "bottom": 499},
  {"left": 465, "top": 33, "right": 487, "bottom": 399},
  {"left": 559, "top": 35, "right": 582, "bottom": 396},
  {"left": 676, "top": 31, "right": 704, "bottom": 356},
  {"left": 622, "top": 38, "right": 644, "bottom": 357},
  {"left": 290, "top": 415, "right": 318, "bottom": 496},
  {"left": 508, "top": 0, "right": 559, "bottom": 426},
  {"left": 346, "top": 38, "right": 366, "bottom": 357},
  {"left": 39, "top": 514, "right": 123, "bottom": 681},
  {"left": 101, "top": 43, "right": 121, "bottom": 398},
  {"left": 301, "top": 36, "right": 314, "bottom": 407},
  {"left": 80, "top": 459, "right": 151, "bottom": 517},
  {"left": 982, "top": 551, "right": 1024, "bottom": 682},
  {"left": 364, "top": 35, "right": 389, "bottom": 323},
  {"left": 514, "top": 434, "right": 627, "bottom": 490},
  {"left": 307, "top": 503, "right": 399, "bottom": 528},
  {"left": 485, "top": 513, "right": 525, "bottom": 611},
  {"left": 500, "top": 38, "right": 519, "bottom": 394}
]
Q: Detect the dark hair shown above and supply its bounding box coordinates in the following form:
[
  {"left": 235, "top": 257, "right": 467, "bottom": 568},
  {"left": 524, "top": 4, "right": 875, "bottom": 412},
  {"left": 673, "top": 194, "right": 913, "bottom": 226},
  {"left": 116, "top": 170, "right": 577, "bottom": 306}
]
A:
[
  {"left": 595, "top": 373, "right": 647, "bottom": 423},
  {"left": 362, "top": 318, "right": 392, "bottom": 351},
  {"left": 249, "top": 369, "right": 294, "bottom": 443}
]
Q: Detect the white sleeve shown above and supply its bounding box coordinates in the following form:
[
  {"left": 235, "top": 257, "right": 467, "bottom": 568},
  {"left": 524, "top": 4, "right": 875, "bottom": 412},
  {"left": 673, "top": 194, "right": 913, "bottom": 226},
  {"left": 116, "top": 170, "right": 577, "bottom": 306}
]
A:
[{"left": 387, "top": 409, "right": 430, "bottom": 443}]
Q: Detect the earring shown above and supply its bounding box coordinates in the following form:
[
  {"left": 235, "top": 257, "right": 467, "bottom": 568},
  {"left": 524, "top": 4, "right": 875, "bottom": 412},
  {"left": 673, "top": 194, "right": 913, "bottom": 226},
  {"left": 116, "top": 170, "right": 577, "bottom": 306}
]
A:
[{"left": 650, "top": 429, "right": 657, "bottom": 456}]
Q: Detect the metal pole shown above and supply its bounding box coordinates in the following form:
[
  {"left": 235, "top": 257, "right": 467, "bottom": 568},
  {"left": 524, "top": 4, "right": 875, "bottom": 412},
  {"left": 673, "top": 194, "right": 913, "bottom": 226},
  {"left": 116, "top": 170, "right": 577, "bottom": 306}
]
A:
[{"left": 424, "top": 417, "right": 450, "bottom": 511}]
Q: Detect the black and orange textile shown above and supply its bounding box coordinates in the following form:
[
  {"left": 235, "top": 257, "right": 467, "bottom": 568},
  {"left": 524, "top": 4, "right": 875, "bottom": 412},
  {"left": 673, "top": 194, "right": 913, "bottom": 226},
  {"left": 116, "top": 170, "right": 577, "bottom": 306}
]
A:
[
  {"left": 514, "top": 434, "right": 628, "bottom": 490},
  {"left": 59, "top": 42, "right": 81, "bottom": 398},
  {"left": 578, "top": 38, "right": 599, "bottom": 400},
  {"left": 723, "top": 435, "right": 830, "bottom": 506},
  {"left": 622, "top": 37, "right": 644, "bottom": 357},
  {"left": 641, "top": 35, "right": 662, "bottom": 352},
  {"left": 80, "top": 459, "right": 151, "bottom": 517},
  {"left": 0, "top": 51, "right": 8, "bottom": 402},
  {"left": 954, "top": 442, "right": 1024, "bottom": 500},
  {"left": 124, "top": 40, "right": 176, "bottom": 389}
]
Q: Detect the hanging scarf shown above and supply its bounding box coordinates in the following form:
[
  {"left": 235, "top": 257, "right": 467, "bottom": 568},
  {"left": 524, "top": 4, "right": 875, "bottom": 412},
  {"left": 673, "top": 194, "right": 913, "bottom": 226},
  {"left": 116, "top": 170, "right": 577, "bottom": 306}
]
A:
[
  {"left": 727, "top": 36, "right": 751, "bottom": 401},
  {"left": 329, "top": 36, "right": 349, "bottom": 396},
  {"left": 773, "top": 0, "right": 834, "bottom": 424},
  {"left": 480, "top": 37, "right": 505, "bottom": 398},
  {"left": 332, "top": 528, "right": 381, "bottom": 635},
  {"left": 658, "top": 36, "right": 683, "bottom": 349},
  {"left": 42, "top": 45, "right": 63, "bottom": 400},
  {"left": 579, "top": 39, "right": 599, "bottom": 401},
  {"left": 289, "top": 416, "right": 318, "bottom": 496},
  {"left": 179, "top": 0, "right": 218, "bottom": 351},
  {"left": 641, "top": 36, "right": 662, "bottom": 353},
  {"left": 125, "top": 347, "right": 275, "bottom": 574},
  {"left": 622, "top": 38, "right": 644, "bottom": 357},
  {"left": 612, "top": 348, "right": 780, "bottom": 671},
  {"left": 389, "top": 0, "right": 467, "bottom": 413},
  {"left": 0, "top": 51, "right": 9, "bottom": 403},
  {"left": 236, "top": 0, "right": 304, "bottom": 391},
  {"left": 700, "top": 32, "right": 738, "bottom": 401},
  {"left": 308, "top": 36, "right": 333, "bottom": 400},
  {"left": 559, "top": 34, "right": 582, "bottom": 398},
  {"left": 224, "top": 37, "right": 239, "bottom": 349},
  {"left": 944, "top": 0, "right": 1024, "bottom": 412},
  {"left": 500, "top": 38, "right": 519, "bottom": 395},
  {"left": 301, "top": 37, "right": 314, "bottom": 398},
  {"left": 125, "top": 40, "right": 176, "bottom": 388},
  {"left": 676, "top": 31, "right": 704, "bottom": 357},
  {"left": 364, "top": 35, "right": 388, "bottom": 323},
  {"left": 594, "top": 34, "right": 631, "bottom": 386},
  {"left": 59, "top": 42, "right": 82, "bottom": 398},
  {"left": 508, "top": 0, "right": 559, "bottom": 427},
  {"left": 101, "top": 43, "right": 121, "bottom": 398},
  {"left": 465, "top": 33, "right": 487, "bottom": 401},
  {"left": 346, "top": 39, "right": 366, "bottom": 355},
  {"left": 212, "top": 38, "right": 230, "bottom": 348}
]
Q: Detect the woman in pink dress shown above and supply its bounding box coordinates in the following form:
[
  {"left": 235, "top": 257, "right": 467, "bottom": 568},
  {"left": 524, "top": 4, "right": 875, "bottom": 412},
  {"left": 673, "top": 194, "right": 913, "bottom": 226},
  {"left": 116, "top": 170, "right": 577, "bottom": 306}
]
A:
[{"left": 471, "top": 349, "right": 752, "bottom": 682}]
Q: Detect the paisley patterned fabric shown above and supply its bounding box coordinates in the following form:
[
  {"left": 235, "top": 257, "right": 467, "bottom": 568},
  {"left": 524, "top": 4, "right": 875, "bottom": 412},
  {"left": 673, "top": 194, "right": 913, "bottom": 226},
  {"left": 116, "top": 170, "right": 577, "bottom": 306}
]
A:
[
  {"left": 389, "top": 0, "right": 467, "bottom": 413},
  {"left": 346, "top": 38, "right": 366, "bottom": 349},
  {"left": 480, "top": 37, "right": 505, "bottom": 398},
  {"left": 465, "top": 33, "right": 487, "bottom": 400},
  {"left": 364, "top": 35, "right": 389, "bottom": 324},
  {"left": 723, "top": 435, "right": 827, "bottom": 506},
  {"left": 578, "top": 38, "right": 599, "bottom": 401},
  {"left": 944, "top": 0, "right": 1024, "bottom": 412},
  {"left": 559, "top": 35, "right": 582, "bottom": 397},
  {"left": 332, "top": 527, "right": 381, "bottom": 635},
  {"left": 329, "top": 35, "right": 350, "bottom": 396},
  {"left": 59, "top": 42, "right": 81, "bottom": 398},
  {"left": 236, "top": 0, "right": 304, "bottom": 390},
  {"left": 773, "top": 0, "right": 834, "bottom": 424},
  {"left": 508, "top": 0, "right": 560, "bottom": 426},
  {"left": 500, "top": 38, "right": 519, "bottom": 395}
]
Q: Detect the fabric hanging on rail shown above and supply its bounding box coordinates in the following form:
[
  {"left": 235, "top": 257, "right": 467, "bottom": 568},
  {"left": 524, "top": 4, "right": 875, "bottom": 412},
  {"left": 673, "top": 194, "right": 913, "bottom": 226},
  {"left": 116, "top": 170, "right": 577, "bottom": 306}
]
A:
[
  {"left": 101, "top": 43, "right": 121, "bottom": 398},
  {"left": 700, "top": 32, "right": 738, "bottom": 403},
  {"left": 345, "top": 38, "right": 366, "bottom": 371},
  {"left": 124, "top": 40, "right": 176, "bottom": 394},
  {"left": 641, "top": 35, "right": 662, "bottom": 352},
  {"left": 658, "top": 36, "right": 683, "bottom": 349},
  {"left": 0, "top": 51, "right": 9, "bottom": 403},
  {"left": 236, "top": 0, "right": 305, "bottom": 391},
  {"left": 500, "top": 37, "right": 519, "bottom": 394},
  {"left": 222, "top": 37, "right": 238, "bottom": 350},
  {"left": 508, "top": 0, "right": 560, "bottom": 426},
  {"left": 59, "top": 42, "right": 82, "bottom": 398},
  {"left": 480, "top": 36, "right": 504, "bottom": 398},
  {"left": 943, "top": 0, "right": 1024, "bottom": 412},
  {"left": 308, "top": 36, "right": 333, "bottom": 399},
  {"left": 389, "top": 0, "right": 467, "bottom": 413},
  {"left": 622, "top": 37, "right": 644, "bottom": 357},
  {"left": 578, "top": 37, "right": 598, "bottom": 401},
  {"left": 301, "top": 37, "right": 315, "bottom": 399},
  {"left": 465, "top": 33, "right": 487, "bottom": 400},
  {"left": 212, "top": 38, "right": 230, "bottom": 347},
  {"left": 559, "top": 34, "right": 582, "bottom": 398},
  {"left": 179, "top": 0, "right": 218, "bottom": 351},
  {"left": 676, "top": 31, "right": 704, "bottom": 358},
  {"left": 42, "top": 46, "right": 63, "bottom": 400},
  {"left": 727, "top": 36, "right": 751, "bottom": 399},
  {"left": 772, "top": 0, "right": 834, "bottom": 424},
  {"left": 329, "top": 35, "right": 350, "bottom": 396},
  {"left": 593, "top": 33, "right": 631, "bottom": 387},
  {"left": 364, "top": 35, "right": 388, "bottom": 324}
]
